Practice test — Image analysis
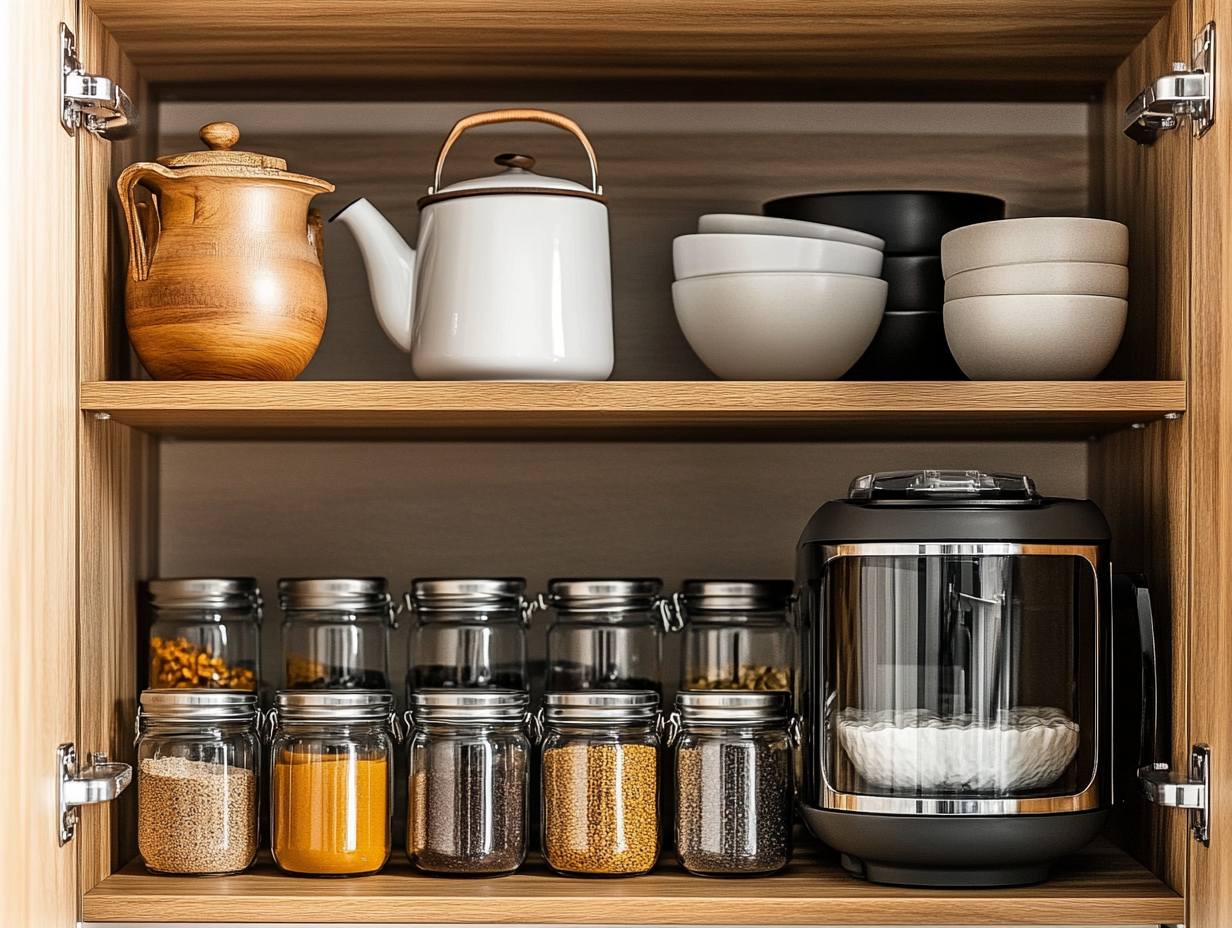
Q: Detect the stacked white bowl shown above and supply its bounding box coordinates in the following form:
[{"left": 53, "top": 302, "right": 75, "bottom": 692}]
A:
[
  {"left": 940, "top": 218, "right": 1130, "bottom": 380},
  {"left": 670, "top": 214, "right": 889, "bottom": 380}
]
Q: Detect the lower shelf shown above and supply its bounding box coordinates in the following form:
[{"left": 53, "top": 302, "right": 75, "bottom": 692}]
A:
[{"left": 83, "top": 837, "right": 1181, "bottom": 925}]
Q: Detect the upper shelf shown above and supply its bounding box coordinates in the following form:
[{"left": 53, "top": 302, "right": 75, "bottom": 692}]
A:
[
  {"left": 91, "top": 0, "right": 1171, "bottom": 91},
  {"left": 80, "top": 381, "right": 1186, "bottom": 441}
]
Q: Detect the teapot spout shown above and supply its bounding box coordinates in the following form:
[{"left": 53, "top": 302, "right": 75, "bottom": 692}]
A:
[{"left": 330, "top": 198, "right": 416, "bottom": 352}]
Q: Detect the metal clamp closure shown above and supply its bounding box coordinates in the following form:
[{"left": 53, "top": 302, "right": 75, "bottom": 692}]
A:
[
  {"left": 57, "top": 744, "right": 132, "bottom": 846},
  {"left": 60, "top": 24, "right": 138, "bottom": 141},
  {"left": 1139, "top": 745, "right": 1211, "bottom": 845},
  {"left": 1124, "top": 22, "right": 1215, "bottom": 144}
]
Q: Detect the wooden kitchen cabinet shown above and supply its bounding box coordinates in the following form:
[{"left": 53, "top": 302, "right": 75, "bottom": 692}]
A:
[{"left": 5, "top": 0, "right": 1231, "bottom": 925}]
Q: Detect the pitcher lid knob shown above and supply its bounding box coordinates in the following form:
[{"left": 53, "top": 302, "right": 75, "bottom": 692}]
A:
[{"left": 200, "top": 122, "right": 241, "bottom": 151}]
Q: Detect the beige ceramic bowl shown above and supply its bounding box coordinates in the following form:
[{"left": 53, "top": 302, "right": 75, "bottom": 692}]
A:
[
  {"left": 943, "top": 294, "right": 1127, "bottom": 380},
  {"left": 940, "top": 218, "right": 1129, "bottom": 278},
  {"left": 672, "top": 272, "right": 887, "bottom": 380},
  {"left": 697, "top": 213, "right": 885, "bottom": 251},
  {"left": 674, "top": 233, "right": 883, "bottom": 280},
  {"left": 944, "top": 261, "right": 1129, "bottom": 301}
]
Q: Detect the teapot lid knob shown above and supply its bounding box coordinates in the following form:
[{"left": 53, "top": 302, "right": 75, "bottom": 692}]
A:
[
  {"left": 200, "top": 122, "right": 241, "bottom": 151},
  {"left": 494, "top": 153, "right": 535, "bottom": 171}
]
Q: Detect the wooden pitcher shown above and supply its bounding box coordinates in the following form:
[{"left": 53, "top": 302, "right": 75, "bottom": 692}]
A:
[{"left": 118, "top": 122, "right": 335, "bottom": 380}]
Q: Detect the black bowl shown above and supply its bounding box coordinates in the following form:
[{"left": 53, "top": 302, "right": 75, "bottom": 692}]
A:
[
  {"left": 843, "top": 310, "right": 966, "bottom": 381},
  {"left": 882, "top": 255, "right": 944, "bottom": 312},
  {"left": 764, "top": 190, "right": 1005, "bottom": 255}
]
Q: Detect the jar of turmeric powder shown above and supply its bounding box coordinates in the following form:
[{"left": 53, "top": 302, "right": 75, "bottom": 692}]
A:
[
  {"left": 269, "top": 690, "right": 396, "bottom": 877},
  {"left": 147, "top": 578, "right": 261, "bottom": 691}
]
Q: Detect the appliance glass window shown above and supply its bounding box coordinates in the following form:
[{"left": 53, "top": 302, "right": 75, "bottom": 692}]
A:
[{"left": 824, "top": 554, "right": 1096, "bottom": 800}]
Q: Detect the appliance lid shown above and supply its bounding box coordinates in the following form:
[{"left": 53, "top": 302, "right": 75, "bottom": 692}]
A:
[
  {"left": 678, "top": 580, "right": 794, "bottom": 612},
  {"left": 849, "top": 470, "right": 1039, "bottom": 502}
]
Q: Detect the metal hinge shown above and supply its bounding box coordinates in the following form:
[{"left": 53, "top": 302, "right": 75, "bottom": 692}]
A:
[
  {"left": 1124, "top": 22, "right": 1215, "bottom": 144},
  {"left": 1139, "top": 743, "right": 1211, "bottom": 846},
  {"left": 60, "top": 23, "right": 138, "bottom": 141},
  {"left": 57, "top": 743, "right": 132, "bottom": 846}
]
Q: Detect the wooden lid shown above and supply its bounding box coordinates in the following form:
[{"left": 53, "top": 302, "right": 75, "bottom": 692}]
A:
[{"left": 156, "top": 122, "right": 289, "bottom": 170}]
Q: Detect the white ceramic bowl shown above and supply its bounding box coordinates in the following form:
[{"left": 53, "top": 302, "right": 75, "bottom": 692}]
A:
[
  {"left": 940, "top": 218, "right": 1129, "bottom": 278},
  {"left": 697, "top": 213, "right": 885, "bottom": 251},
  {"left": 945, "top": 261, "right": 1129, "bottom": 301},
  {"left": 943, "top": 294, "right": 1128, "bottom": 380},
  {"left": 674, "top": 233, "right": 883, "bottom": 280},
  {"left": 671, "top": 272, "right": 887, "bottom": 380}
]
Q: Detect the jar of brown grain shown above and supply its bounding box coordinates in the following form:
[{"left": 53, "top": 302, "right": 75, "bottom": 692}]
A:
[{"left": 539, "top": 690, "right": 661, "bottom": 877}]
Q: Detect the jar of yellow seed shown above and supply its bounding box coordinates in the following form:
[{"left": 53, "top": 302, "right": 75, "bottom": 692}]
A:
[
  {"left": 540, "top": 690, "right": 661, "bottom": 877},
  {"left": 147, "top": 579, "right": 262, "bottom": 692}
]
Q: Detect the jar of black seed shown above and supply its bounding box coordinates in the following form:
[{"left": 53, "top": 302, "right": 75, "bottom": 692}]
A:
[
  {"left": 407, "top": 689, "right": 532, "bottom": 874},
  {"left": 671, "top": 691, "right": 794, "bottom": 876}
]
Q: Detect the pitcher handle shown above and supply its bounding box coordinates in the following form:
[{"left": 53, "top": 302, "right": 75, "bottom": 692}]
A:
[
  {"left": 116, "top": 162, "right": 175, "bottom": 282},
  {"left": 430, "top": 108, "right": 600, "bottom": 196}
]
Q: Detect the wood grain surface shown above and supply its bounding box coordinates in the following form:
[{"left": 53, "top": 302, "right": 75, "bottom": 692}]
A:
[
  {"left": 87, "top": 1, "right": 1173, "bottom": 87},
  {"left": 81, "top": 838, "right": 1181, "bottom": 925}
]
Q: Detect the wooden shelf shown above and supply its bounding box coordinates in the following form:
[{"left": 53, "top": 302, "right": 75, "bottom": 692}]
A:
[
  {"left": 91, "top": 1, "right": 1170, "bottom": 91},
  {"left": 82, "top": 839, "right": 1181, "bottom": 925},
  {"left": 80, "top": 380, "right": 1186, "bottom": 441}
]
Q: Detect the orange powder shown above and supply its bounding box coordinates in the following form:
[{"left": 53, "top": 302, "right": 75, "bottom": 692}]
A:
[{"left": 272, "top": 747, "right": 390, "bottom": 875}]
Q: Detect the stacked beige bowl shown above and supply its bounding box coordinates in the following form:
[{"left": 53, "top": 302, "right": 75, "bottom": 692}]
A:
[
  {"left": 940, "top": 218, "right": 1130, "bottom": 380},
  {"left": 670, "top": 214, "right": 889, "bottom": 380}
]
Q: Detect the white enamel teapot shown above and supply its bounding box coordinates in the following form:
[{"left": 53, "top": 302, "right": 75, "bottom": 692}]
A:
[{"left": 332, "top": 108, "right": 614, "bottom": 380}]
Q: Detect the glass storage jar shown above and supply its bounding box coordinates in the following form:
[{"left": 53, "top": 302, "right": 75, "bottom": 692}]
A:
[
  {"left": 135, "top": 689, "right": 260, "bottom": 876},
  {"left": 670, "top": 691, "right": 795, "bottom": 876},
  {"left": 406, "top": 689, "right": 532, "bottom": 874},
  {"left": 677, "top": 580, "right": 795, "bottom": 692},
  {"left": 540, "top": 690, "right": 661, "bottom": 876},
  {"left": 406, "top": 578, "right": 529, "bottom": 692},
  {"left": 280, "top": 578, "right": 396, "bottom": 689},
  {"left": 269, "top": 690, "right": 396, "bottom": 877},
  {"left": 544, "top": 579, "right": 673, "bottom": 693},
  {"left": 147, "top": 578, "right": 261, "bottom": 691}
]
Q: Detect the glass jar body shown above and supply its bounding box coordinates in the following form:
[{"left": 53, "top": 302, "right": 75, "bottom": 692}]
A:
[
  {"left": 546, "top": 611, "right": 662, "bottom": 693},
  {"left": 282, "top": 609, "right": 390, "bottom": 689},
  {"left": 136, "top": 720, "right": 260, "bottom": 875},
  {"left": 270, "top": 721, "right": 394, "bottom": 876},
  {"left": 149, "top": 605, "right": 260, "bottom": 691},
  {"left": 681, "top": 610, "right": 794, "bottom": 692},
  {"left": 674, "top": 723, "right": 793, "bottom": 875},
  {"left": 408, "top": 721, "right": 529, "bottom": 874},
  {"left": 409, "top": 610, "right": 527, "bottom": 692},
  {"left": 540, "top": 722, "right": 661, "bottom": 876}
]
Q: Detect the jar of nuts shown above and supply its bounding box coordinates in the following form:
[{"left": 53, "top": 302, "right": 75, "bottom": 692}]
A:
[
  {"left": 677, "top": 580, "right": 795, "bottom": 693},
  {"left": 279, "top": 578, "right": 396, "bottom": 690},
  {"left": 147, "top": 578, "right": 262, "bottom": 692},
  {"left": 540, "top": 690, "right": 661, "bottom": 877}
]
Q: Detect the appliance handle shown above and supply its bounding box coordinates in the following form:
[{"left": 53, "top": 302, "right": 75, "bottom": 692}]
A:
[{"left": 1112, "top": 572, "right": 1165, "bottom": 773}]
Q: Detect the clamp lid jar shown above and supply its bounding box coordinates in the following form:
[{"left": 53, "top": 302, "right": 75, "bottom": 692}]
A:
[
  {"left": 279, "top": 577, "right": 395, "bottom": 690},
  {"left": 677, "top": 580, "right": 794, "bottom": 693},
  {"left": 135, "top": 689, "right": 260, "bottom": 876},
  {"left": 406, "top": 577, "right": 529, "bottom": 693},
  {"left": 147, "top": 578, "right": 261, "bottom": 691}
]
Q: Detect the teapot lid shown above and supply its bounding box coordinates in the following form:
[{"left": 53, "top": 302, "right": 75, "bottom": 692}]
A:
[
  {"left": 437, "top": 153, "right": 592, "bottom": 195},
  {"left": 157, "top": 122, "right": 289, "bottom": 171}
]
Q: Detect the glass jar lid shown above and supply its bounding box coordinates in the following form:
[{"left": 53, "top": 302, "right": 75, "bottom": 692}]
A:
[
  {"left": 278, "top": 577, "right": 391, "bottom": 612},
  {"left": 409, "top": 578, "right": 526, "bottom": 613},
  {"left": 147, "top": 577, "right": 261, "bottom": 611},
  {"left": 543, "top": 690, "right": 659, "bottom": 722},
  {"left": 678, "top": 580, "right": 793, "bottom": 613},
  {"left": 274, "top": 689, "right": 394, "bottom": 722},
  {"left": 675, "top": 691, "right": 789, "bottom": 725},
  {"left": 139, "top": 688, "right": 258, "bottom": 723},
  {"left": 410, "top": 688, "right": 529, "bottom": 723},
  {"left": 546, "top": 578, "right": 662, "bottom": 612}
]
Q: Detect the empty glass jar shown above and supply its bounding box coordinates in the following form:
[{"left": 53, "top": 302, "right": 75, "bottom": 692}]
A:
[
  {"left": 677, "top": 580, "right": 795, "bottom": 692},
  {"left": 540, "top": 690, "right": 662, "bottom": 877},
  {"left": 269, "top": 690, "right": 396, "bottom": 877},
  {"left": 147, "top": 578, "right": 261, "bottom": 691},
  {"left": 544, "top": 579, "right": 672, "bottom": 693},
  {"left": 406, "top": 689, "right": 532, "bottom": 874},
  {"left": 671, "top": 691, "right": 794, "bottom": 876},
  {"left": 280, "top": 578, "right": 395, "bottom": 689},
  {"left": 135, "top": 689, "right": 260, "bottom": 876},
  {"left": 406, "top": 578, "right": 529, "bottom": 693}
]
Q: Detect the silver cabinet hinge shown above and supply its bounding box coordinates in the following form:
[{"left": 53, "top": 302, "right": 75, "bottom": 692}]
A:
[
  {"left": 1139, "top": 743, "right": 1210, "bottom": 846},
  {"left": 1124, "top": 22, "right": 1215, "bottom": 144},
  {"left": 57, "top": 743, "right": 131, "bottom": 846},
  {"left": 60, "top": 23, "right": 138, "bottom": 141}
]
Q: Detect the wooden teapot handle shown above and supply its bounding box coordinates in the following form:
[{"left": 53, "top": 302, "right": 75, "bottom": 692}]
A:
[
  {"left": 430, "top": 108, "right": 600, "bottom": 195},
  {"left": 116, "top": 162, "right": 176, "bottom": 282}
]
